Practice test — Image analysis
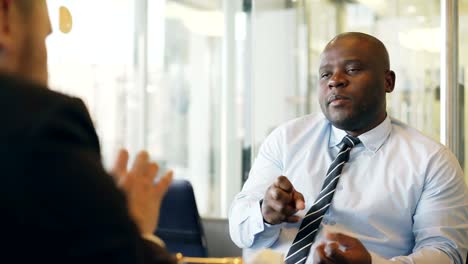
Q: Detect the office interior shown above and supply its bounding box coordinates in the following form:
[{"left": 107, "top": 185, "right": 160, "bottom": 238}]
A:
[{"left": 46, "top": 0, "right": 468, "bottom": 259}]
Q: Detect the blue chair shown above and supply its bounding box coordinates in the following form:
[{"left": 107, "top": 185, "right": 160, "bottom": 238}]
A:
[{"left": 155, "top": 179, "right": 208, "bottom": 257}]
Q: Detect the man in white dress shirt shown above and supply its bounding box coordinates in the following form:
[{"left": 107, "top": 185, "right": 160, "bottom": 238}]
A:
[{"left": 229, "top": 32, "right": 468, "bottom": 264}]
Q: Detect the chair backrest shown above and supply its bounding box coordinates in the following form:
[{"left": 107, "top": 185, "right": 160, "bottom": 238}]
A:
[{"left": 155, "top": 179, "right": 208, "bottom": 257}]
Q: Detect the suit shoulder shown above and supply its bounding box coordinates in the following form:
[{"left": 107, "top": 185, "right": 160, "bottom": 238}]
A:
[
  {"left": 0, "top": 75, "right": 94, "bottom": 143},
  {"left": 0, "top": 75, "right": 76, "bottom": 112}
]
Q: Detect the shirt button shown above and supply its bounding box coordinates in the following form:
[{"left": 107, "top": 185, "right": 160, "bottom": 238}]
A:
[
  {"left": 329, "top": 220, "right": 336, "bottom": 226},
  {"left": 322, "top": 219, "right": 329, "bottom": 225}
]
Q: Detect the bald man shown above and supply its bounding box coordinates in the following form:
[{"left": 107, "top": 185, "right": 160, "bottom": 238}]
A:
[{"left": 229, "top": 32, "right": 468, "bottom": 264}]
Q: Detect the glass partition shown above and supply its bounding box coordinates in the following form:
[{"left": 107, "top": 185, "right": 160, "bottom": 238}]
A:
[
  {"left": 47, "top": 0, "right": 135, "bottom": 165},
  {"left": 145, "top": 1, "right": 226, "bottom": 216},
  {"left": 249, "top": 1, "right": 309, "bottom": 155},
  {"left": 46, "top": 0, "right": 248, "bottom": 217},
  {"left": 460, "top": 0, "right": 468, "bottom": 179}
]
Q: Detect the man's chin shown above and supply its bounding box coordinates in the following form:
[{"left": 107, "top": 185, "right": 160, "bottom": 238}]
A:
[{"left": 327, "top": 114, "right": 357, "bottom": 131}]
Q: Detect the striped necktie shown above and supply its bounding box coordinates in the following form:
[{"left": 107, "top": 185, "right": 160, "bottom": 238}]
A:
[{"left": 284, "top": 134, "right": 361, "bottom": 264}]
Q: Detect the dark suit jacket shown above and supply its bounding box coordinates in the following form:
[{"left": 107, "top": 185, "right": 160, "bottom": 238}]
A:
[{"left": 0, "top": 75, "right": 176, "bottom": 263}]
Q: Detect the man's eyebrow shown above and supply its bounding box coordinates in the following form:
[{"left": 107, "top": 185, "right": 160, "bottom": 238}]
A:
[
  {"left": 342, "top": 59, "right": 363, "bottom": 65},
  {"left": 319, "top": 64, "right": 331, "bottom": 71},
  {"left": 319, "top": 59, "right": 364, "bottom": 69}
]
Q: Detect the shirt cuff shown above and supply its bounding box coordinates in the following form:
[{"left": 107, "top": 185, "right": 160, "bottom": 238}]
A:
[{"left": 248, "top": 199, "right": 282, "bottom": 248}]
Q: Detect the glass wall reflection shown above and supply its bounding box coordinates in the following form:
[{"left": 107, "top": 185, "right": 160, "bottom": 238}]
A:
[
  {"left": 145, "top": 0, "right": 226, "bottom": 216},
  {"left": 460, "top": 0, "right": 468, "bottom": 178},
  {"left": 47, "top": 0, "right": 135, "bottom": 166},
  {"left": 46, "top": 0, "right": 241, "bottom": 217}
]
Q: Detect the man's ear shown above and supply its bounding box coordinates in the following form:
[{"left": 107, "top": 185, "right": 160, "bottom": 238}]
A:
[{"left": 384, "top": 70, "right": 396, "bottom": 93}]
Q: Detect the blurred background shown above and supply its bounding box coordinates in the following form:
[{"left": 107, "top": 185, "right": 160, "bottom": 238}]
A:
[{"left": 46, "top": 0, "right": 468, "bottom": 219}]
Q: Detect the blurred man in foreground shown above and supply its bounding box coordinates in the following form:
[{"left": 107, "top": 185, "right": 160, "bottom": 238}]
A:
[{"left": 0, "top": 1, "right": 176, "bottom": 263}]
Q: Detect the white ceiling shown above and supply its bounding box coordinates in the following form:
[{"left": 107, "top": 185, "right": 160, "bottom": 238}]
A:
[
  {"left": 169, "top": 0, "right": 468, "bottom": 14},
  {"left": 170, "top": 0, "right": 293, "bottom": 11},
  {"left": 170, "top": 0, "right": 220, "bottom": 10}
]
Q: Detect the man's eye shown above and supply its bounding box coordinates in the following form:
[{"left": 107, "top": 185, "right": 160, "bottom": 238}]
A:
[
  {"left": 347, "top": 68, "right": 360, "bottom": 73},
  {"left": 320, "top": 73, "right": 330, "bottom": 79}
]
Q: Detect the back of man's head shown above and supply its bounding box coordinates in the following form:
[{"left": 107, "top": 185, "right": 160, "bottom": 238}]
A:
[
  {"left": 15, "top": 0, "right": 34, "bottom": 14},
  {"left": 0, "top": 0, "right": 51, "bottom": 86}
]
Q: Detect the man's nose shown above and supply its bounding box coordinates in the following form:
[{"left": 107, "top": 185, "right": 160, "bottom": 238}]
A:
[{"left": 328, "top": 72, "right": 348, "bottom": 89}]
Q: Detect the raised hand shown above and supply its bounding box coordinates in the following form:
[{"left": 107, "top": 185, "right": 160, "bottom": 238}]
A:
[
  {"left": 261, "top": 176, "right": 305, "bottom": 225},
  {"left": 112, "top": 149, "right": 173, "bottom": 235}
]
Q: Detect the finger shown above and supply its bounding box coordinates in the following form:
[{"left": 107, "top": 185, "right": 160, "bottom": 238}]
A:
[
  {"left": 326, "top": 232, "right": 356, "bottom": 248},
  {"left": 117, "top": 170, "right": 133, "bottom": 191},
  {"left": 285, "top": 215, "right": 301, "bottom": 223},
  {"left": 146, "top": 162, "right": 159, "bottom": 181},
  {"left": 268, "top": 186, "right": 290, "bottom": 202},
  {"left": 280, "top": 204, "right": 299, "bottom": 216},
  {"left": 111, "top": 149, "right": 129, "bottom": 178},
  {"left": 131, "top": 151, "right": 150, "bottom": 177},
  {"left": 292, "top": 190, "right": 305, "bottom": 210},
  {"left": 324, "top": 242, "right": 347, "bottom": 263},
  {"left": 266, "top": 199, "right": 297, "bottom": 216},
  {"left": 274, "top": 176, "right": 293, "bottom": 193},
  {"left": 154, "top": 170, "right": 173, "bottom": 195},
  {"left": 265, "top": 186, "right": 295, "bottom": 214},
  {"left": 324, "top": 242, "right": 340, "bottom": 258},
  {"left": 314, "top": 243, "right": 333, "bottom": 264}
]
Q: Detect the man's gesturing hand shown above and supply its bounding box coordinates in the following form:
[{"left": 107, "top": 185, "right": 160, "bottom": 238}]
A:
[
  {"left": 261, "top": 176, "right": 305, "bottom": 225},
  {"left": 314, "top": 233, "right": 371, "bottom": 264},
  {"left": 112, "top": 149, "right": 173, "bottom": 235}
]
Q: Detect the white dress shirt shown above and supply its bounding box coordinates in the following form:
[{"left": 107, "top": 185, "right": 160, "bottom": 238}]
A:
[{"left": 229, "top": 114, "right": 468, "bottom": 264}]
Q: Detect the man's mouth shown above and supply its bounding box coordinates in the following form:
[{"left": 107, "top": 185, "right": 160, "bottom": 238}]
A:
[{"left": 327, "top": 95, "right": 351, "bottom": 106}]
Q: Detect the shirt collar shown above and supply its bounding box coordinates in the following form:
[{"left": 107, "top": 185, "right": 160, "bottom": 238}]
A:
[{"left": 329, "top": 115, "right": 392, "bottom": 153}]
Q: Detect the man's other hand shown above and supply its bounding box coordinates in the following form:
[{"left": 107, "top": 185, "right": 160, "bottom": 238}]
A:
[
  {"left": 261, "top": 176, "right": 305, "bottom": 225},
  {"left": 112, "top": 149, "right": 173, "bottom": 235},
  {"left": 314, "top": 232, "right": 371, "bottom": 264}
]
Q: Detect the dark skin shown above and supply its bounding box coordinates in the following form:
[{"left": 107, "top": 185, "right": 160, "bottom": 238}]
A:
[
  {"left": 318, "top": 32, "right": 395, "bottom": 137},
  {"left": 314, "top": 233, "right": 371, "bottom": 264},
  {"left": 261, "top": 176, "right": 305, "bottom": 225},
  {"left": 261, "top": 32, "right": 396, "bottom": 263}
]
